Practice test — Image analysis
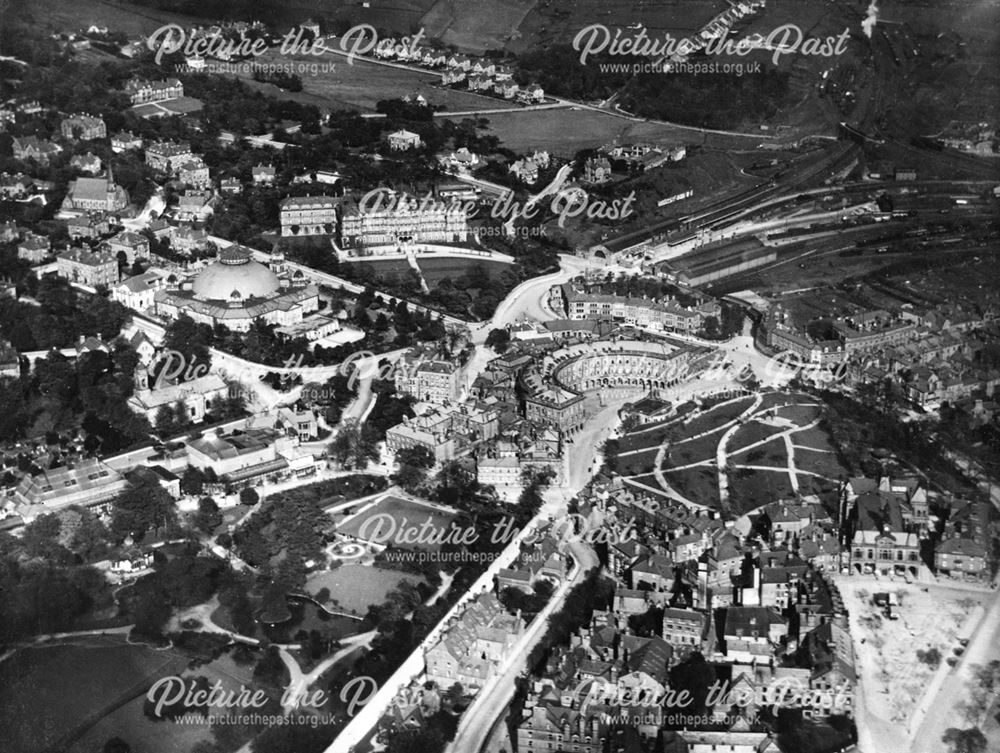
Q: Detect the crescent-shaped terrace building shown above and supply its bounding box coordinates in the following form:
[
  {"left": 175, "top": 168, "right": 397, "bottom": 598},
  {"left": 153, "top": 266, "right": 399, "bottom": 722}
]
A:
[{"left": 522, "top": 337, "right": 715, "bottom": 435}]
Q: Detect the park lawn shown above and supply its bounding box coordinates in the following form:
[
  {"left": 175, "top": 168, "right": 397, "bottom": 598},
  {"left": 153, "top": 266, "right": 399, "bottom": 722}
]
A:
[
  {"left": 349, "top": 257, "right": 414, "bottom": 279},
  {"left": 678, "top": 396, "right": 755, "bottom": 439},
  {"left": 665, "top": 466, "right": 720, "bottom": 508},
  {"left": 757, "top": 391, "right": 814, "bottom": 411},
  {"left": 795, "top": 474, "right": 841, "bottom": 509},
  {"left": 793, "top": 426, "right": 840, "bottom": 454},
  {"left": 730, "top": 419, "right": 786, "bottom": 451},
  {"left": 666, "top": 433, "right": 719, "bottom": 467},
  {"left": 624, "top": 473, "right": 668, "bottom": 495},
  {"left": 794, "top": 448, "right": 847, "bottom": 479},
  {"left": 728, "top": 468, "right": 797, "bottom": 515},
  {"left": 0, "top": 638, "right": 192, "bottom": 753},
  {"left": 775, "top": 403, "right": 823, "bottom": 425},
  {"left": 337, "top": 494, "right": 457, "bottom": 551},
  {"left": 69, "top": 651, "right": 262, "bottom": 753},
  {"left": 615, "top": 447, "right": 661, "bottom": 477},
  {"left": 416, "top": 256, "right": 515, "bottom": 287},
  {"left": 306, "top": 563, "right": 425, "bottom": 615},
  {"left": 729, "top": 437, "right": 787, "bottom": 465},
  {"left": 617, "top": 425, "right": 675, "bottom": 454}
]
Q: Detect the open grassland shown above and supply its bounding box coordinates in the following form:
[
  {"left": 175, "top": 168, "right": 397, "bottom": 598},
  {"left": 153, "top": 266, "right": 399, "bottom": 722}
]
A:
[
  {"left": 420, "top": 0, "right": 538, "bottom": 53},
  {"left": 0, "top": 638, "right": 195, "bottom": 753},
  {"left": 336, "top": 494, "right": 457, "bottom": 551},
  {"left": 511, "top": 0, "right": 722, "bottom": 53},
  {"left": 416, "top": 255, "right": 514, "bottom": 286},
  {"left": 305, "top": 563, "right": 424, "bottom": 615},
  {"left": 481, "top": 108, "right": 769, "bottom": 156},
  {"left": 232, "top": 49, "right": 523, "bottom": 113},
  {"left": 68, "top": 651, "right": 260, "bottom": 753},
  {"left": 619, "top": 391, "right": 846, "bottom": 516}
]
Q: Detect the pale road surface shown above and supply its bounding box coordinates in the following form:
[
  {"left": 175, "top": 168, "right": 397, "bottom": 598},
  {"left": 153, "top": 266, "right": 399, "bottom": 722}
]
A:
[
  {"left": 909, "top": 583, "right": 1000, "bottom": 753},
  {"left": 325, "top": 372, "right": 618, "bottom": 752},
  {"left": 470, "top": 253, "right": 591, "bottom": 342},
  {"left": 327, "top": 513, "right": 564, "bottom": 753},
  {"left": 444, "top": 540, "right": 599, "bottom": 753},
  {"left": 278, "top": 631, "right": 378, "bottom": 714}
]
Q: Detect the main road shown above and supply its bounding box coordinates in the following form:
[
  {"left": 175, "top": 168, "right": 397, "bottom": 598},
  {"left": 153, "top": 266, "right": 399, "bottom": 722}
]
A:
[{"left": 444, "top": 539, "right": 599, "bottom": 753}]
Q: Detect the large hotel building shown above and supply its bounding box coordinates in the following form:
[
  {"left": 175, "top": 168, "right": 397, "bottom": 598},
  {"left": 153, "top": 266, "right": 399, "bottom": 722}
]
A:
[{"left": 340, "top": 191, "right": 469, "bottom": 249}]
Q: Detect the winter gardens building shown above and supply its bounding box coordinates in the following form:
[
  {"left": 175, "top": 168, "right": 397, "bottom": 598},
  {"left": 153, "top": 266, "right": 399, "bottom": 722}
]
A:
[{"left": 154, "top": 246, "right": 319, "bottom": 331}]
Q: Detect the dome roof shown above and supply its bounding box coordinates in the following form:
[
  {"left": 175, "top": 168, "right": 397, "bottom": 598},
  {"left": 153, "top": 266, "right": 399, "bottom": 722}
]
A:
[{"left": 191, "top": 249, "right": 280, "bottom": 301}]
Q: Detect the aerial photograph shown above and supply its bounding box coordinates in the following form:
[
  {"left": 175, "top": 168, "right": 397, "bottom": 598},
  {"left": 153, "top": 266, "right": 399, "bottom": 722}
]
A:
[{"left": 0, "top": 0, "right": 997, "bottom": 752}]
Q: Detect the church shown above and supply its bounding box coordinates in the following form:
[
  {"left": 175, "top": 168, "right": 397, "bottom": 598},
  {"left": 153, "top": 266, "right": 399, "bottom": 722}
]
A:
[
  {"left": 61, "top": 167, "right": 130, "bottom": 214},
  {"left": 153, "top": 246, "right": 320, "bottom": 332}
]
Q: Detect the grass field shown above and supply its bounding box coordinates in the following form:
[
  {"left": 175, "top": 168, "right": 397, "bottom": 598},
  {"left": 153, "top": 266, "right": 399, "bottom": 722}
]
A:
[
  {"left": 729, "top": 436, "right": 787, "bottom": 464},
  {"left": 667, "top": 433, "right": 719, "bottom": 467},
  {"left": 666, "top": 466, "right": 720, "bottom": 507},
  {"left": 69, "top": 652, "right": 260, "bottom": 753},
  {"left": 729, "top": 466, "right": 796, "bottom": 511},
  {"left": 679, "top": 396, "right": 755, "bottom": 438},
  {"left": 0, "top": 638, "right": 195, "bottom": 753},
  {"left": 346, "top": 255, "right": 513, "bottom": 288},
  {"left": 31, "top": 0, "right": 210, "bottom": 37},
  {"left": 478, "top": 107, "right": 773, "bottom": 157},
  {"left": 416, "top": 255, "right": 514, "bottom": 286},
  {"left": 421, "top": 0, "right": 537, "bottom": 53},
  {"left": 336, "top": 494, "right": 457, "bottom": 551},
  {"left": 794, "top": 447, "right": 847, "bottom": 479},
  {"left": 353, "top": 257, "right": 414, "bottom": 278},
  {"left": 616, "top": 447, "right": 661, "bottom": 477},
  {"left": 618, "top": 391, "right": 846, "bottom": 516},
  {"left": 306, "top": 563, "right": 424, "bottom": 614},
  {"left": 618, "top": 425, "right": 675, "bottom": 454},
  {"left": 233, "top": 49, "right": 523, "bottom": 113},
  {"left": 728, "top": 419, "right": 786, "bottom": 450},
  {"left": 511, "top": 0, "right": 721, "bottom": 54},
  {"left": 794, "top": 426, "right": 839, "bottom": 453}
]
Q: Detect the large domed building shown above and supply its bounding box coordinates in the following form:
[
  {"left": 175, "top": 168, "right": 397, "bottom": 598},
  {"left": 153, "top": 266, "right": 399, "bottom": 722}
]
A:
[
  {"left": 154, "top": 247, "right": 320, "bottom": 331},
  {"left": 192, "top": 249, "right": 282, "bottom": 300}
]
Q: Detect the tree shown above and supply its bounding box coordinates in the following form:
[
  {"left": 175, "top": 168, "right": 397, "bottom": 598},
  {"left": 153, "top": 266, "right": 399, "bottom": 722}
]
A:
[
  {"left": 392, "top": 445, "right": 436, "bottom": 492},
  {"left": 392, "top": 462, "right": 428, "bottom": 493},
  {"left": 444, "top": 682, "right": 465, "bottom": 707},
  {"left": 194, "top": 496, "right": 223, "bottom": 535},
  {"left": 258, "top": 585, "right": 292, "bottom": 624},
  {"left": 239, "top": 487, "right": 260, "bottom": 505},
  {"left": 21, "top": 514, "right": 73, "bottom": 562},
  {"left": 181, "top": 466, "right": 206, "bottom": 496},
  {"left": 110, "top": 481, "right": 177, "bottom": 543},
  {"left": 702, "top": 316, "right": 720, "bottom": 338},
  {"left": 942, "top": 728, "right": 987, "bottom": 753},
  {"left": 328, "top": 418, "right": 379, "bottom": 470},
  {"left": 161, "top": 314, "right": 213, "bottom": 380},
  {"left": 396, "top": 445, "right": 434, "bottom": 469},
  {"left": 130, "top": 583, "right": 171, "bottom": 637},
  {"left": 103, "top": 738, "right": 131, "bottom": 753},
  {"left": 70, "top": 508, "right": 112, "bottom": 561},
  {"left": 253, "top": 645, "right": 289, "bottom": 689},
  {"left": 155, "top": 404, "right": 176, "bottom": 437}
]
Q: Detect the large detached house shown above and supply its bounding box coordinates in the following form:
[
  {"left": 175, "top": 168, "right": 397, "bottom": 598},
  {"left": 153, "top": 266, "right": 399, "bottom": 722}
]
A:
[{"left": 12, "top": 136, "right": 61, "bottom": 163}]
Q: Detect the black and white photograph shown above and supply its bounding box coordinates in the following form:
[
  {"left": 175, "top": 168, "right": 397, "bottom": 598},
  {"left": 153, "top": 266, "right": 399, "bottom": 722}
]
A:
[{"left": 0, "top": 1, "right": 998, "bottom": 752}]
